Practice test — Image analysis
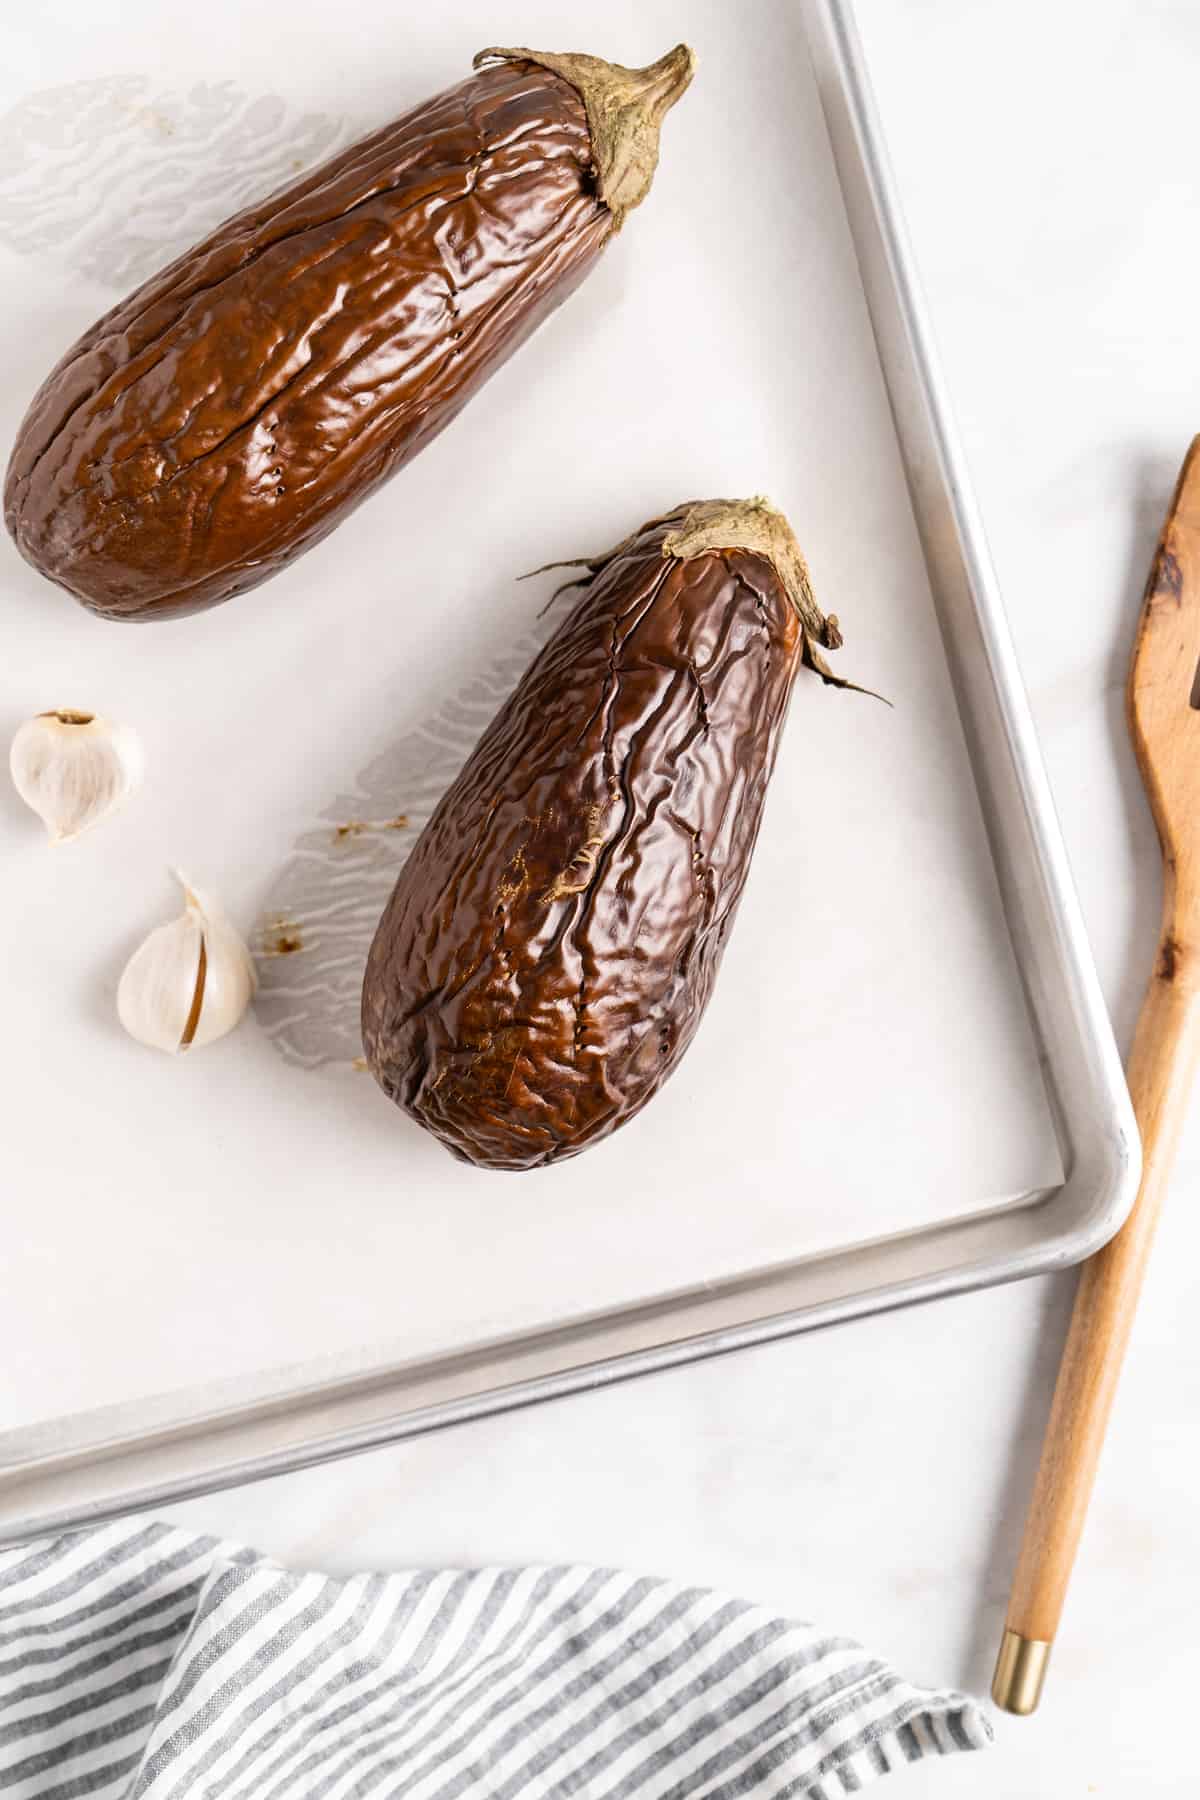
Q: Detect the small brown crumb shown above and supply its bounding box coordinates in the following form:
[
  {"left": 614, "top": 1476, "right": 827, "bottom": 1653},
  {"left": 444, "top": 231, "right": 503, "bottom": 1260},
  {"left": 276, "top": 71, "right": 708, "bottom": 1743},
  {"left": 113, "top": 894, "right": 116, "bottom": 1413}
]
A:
[
  {"left": 333, "top": 814, "right": 409, "bottom": 841},
  {"left": 261, "top": 918, "right": 305, "bottom": 955},
  {"left": 351, "top": 1056, "right": 369, "bottom": 1071}
]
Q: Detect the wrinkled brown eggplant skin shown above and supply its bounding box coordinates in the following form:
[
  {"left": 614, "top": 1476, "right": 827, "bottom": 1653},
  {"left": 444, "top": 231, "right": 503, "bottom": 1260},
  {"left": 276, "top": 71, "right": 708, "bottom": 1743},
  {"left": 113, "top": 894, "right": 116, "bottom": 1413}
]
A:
[
  {"left": 362, "top": 520, "right": 804, "bottom": 1170},
  {"left": 4, "top": 63, "right": 609, "bottom": 620}
]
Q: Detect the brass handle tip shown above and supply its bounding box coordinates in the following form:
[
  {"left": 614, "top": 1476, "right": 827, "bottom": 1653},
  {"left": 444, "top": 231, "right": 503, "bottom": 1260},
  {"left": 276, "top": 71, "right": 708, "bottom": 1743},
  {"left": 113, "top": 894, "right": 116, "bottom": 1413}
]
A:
[{"left": 991, "top": 1629, "right": 1050, "bottom": 1714}]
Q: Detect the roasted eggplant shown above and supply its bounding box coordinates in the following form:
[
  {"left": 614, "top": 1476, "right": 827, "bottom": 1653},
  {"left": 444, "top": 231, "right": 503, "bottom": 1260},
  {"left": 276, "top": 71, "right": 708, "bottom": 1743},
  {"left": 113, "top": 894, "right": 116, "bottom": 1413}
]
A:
[
  {"left": 362, "top": 498, "right": 853, "bottom": 1170},
  {"left": 4, "top": 45, "right": 693, "bottom": 621}
]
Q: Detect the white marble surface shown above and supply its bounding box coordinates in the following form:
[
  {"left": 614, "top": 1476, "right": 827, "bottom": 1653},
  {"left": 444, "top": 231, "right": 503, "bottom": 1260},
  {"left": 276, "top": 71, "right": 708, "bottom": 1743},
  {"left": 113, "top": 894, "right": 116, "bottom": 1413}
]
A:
[{"left": 10, "top": 0, "right": 1200, "bottom": 1792}]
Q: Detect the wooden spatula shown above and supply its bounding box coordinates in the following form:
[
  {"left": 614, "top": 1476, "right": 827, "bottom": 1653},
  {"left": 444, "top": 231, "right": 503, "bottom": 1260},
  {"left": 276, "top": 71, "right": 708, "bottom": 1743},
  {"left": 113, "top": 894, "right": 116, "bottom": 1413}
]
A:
[{"left": 992, "top": 436, "right": 1200, "bottom": 1713}]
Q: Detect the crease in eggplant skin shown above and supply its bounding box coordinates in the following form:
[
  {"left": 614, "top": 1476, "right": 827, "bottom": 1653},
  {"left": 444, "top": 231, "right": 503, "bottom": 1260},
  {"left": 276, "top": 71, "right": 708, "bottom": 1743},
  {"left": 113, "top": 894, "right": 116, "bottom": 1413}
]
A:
[
  {"left": 4, "top": 47, "right": 693, "bottom": 622},
  {"left": 361, "top": 499, "right": 848, "bottom": 1172}
]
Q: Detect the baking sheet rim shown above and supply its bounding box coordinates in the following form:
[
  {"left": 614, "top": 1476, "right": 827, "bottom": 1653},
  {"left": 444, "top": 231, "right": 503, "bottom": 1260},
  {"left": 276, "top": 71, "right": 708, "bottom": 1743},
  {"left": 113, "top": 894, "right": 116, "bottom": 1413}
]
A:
[{"left": 0, "top": 0, "right": 1139, "bottom": 1545}]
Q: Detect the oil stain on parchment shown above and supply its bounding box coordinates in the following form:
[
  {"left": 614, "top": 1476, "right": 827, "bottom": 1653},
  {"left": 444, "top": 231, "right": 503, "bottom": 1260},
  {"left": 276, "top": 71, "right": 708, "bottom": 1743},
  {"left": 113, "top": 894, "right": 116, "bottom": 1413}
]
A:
[
  {"left": 0, "top": 75, "right": 346, "bottom": 288},
  {"left": 252, "top": 613, "right": 566, "bottom": 1068}
]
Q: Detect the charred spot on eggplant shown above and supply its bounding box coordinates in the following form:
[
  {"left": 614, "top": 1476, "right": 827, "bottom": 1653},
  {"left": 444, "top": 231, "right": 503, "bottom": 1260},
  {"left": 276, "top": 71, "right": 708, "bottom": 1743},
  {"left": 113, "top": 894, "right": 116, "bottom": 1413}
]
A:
[
  {"left": 4, "top": 46, "right": 694, "bottom": 622},
  {"left": 361, "top": 497, "right": 856, "bottom": 1171}
]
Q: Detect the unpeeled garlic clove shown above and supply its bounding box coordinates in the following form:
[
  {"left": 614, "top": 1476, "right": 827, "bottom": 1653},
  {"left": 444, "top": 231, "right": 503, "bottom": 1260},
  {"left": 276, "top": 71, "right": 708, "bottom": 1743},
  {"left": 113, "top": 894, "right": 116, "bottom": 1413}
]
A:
[
  {"left": 118, "top": 872, "right": 257, "bottom": 1055},
  {"left": 9, "top": 708, "right": 144, "bottom": 843}
]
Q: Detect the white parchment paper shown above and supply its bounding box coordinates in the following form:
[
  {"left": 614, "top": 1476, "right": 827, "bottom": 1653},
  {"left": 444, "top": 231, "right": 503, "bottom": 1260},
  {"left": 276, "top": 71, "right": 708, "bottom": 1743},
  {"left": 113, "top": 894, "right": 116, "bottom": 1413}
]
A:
[{"left": 0, "top": 0, "right": 1061, "bottom": 1432}]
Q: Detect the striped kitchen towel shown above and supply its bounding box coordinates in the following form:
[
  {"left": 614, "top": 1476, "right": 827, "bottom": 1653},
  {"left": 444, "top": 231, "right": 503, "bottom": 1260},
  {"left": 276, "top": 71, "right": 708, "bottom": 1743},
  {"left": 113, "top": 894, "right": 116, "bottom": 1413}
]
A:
[{"left": 0, "top": 1521, "right": 990, "bottom": 1798}]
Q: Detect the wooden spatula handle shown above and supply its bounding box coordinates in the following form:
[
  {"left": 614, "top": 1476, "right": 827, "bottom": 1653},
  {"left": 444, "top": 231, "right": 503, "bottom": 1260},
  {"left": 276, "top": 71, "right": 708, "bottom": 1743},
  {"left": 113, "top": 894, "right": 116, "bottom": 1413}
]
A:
[
  {"left": 994, "top": 437, "right": 1200, "bottom": 1713},
  {"left": 993, "top": 944, "right": 1200, "bottom": 1711}
]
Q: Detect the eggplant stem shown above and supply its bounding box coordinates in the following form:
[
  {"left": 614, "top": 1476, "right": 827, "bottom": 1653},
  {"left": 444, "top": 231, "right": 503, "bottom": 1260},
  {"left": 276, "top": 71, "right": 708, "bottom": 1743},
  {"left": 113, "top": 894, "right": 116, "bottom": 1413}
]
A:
[
  {"left": 472, "top": 43, "right": 695, "bottom": 225},
  {"left": 522, "top": 496, "right": 889, "bottom": 703}
]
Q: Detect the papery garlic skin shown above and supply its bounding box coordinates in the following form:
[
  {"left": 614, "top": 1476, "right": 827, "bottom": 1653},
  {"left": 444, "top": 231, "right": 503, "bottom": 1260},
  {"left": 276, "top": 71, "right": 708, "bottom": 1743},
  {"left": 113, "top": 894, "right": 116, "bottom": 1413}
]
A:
[
  {"left": 118, "top": 873, "right": 257, "bottom": 1055},
  {"left": 9, "top": 709, "right": 143, "bottom": 843}
]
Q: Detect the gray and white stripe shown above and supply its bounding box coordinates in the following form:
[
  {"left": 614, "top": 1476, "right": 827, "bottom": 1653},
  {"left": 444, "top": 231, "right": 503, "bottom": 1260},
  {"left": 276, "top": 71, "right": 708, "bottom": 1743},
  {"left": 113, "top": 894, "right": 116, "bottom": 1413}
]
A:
[{"left": 0, "top": 1523, "right": 990, "bottom": 1798}]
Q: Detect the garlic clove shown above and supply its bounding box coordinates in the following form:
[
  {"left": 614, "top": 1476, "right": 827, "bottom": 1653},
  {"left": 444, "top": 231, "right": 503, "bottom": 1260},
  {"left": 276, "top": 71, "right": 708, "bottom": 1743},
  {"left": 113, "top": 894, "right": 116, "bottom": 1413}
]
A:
[
  {"left": 9, "top": 708, "right": 144, "bottom": 844},
  {"left": 117, "top": 872, "right": 257, "bottom": 1055},
  {"left": 118, "top": 902, "right": 206, "bottom": 1054}
]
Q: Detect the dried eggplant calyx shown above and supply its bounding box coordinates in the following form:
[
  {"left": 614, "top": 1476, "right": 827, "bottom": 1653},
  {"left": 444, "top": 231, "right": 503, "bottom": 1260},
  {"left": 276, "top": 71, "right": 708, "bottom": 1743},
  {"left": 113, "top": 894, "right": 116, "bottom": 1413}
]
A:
[
  {"left": 532, "top": 496, "right": 876, "bottom": 695},
  {"left": 473, "top": 45, "right": 696, "bottom": 224}
]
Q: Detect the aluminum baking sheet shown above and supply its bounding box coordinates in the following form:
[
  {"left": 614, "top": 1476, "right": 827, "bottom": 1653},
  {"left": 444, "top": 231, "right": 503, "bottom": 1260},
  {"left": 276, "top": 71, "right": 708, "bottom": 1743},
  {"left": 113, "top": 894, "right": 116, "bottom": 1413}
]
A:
[{"left": 0, "top": 0, "right": 1137, "bottom": 1542}]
